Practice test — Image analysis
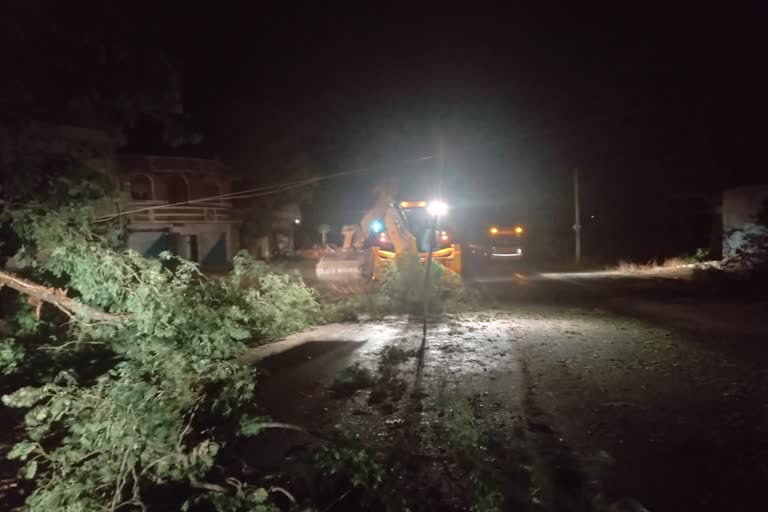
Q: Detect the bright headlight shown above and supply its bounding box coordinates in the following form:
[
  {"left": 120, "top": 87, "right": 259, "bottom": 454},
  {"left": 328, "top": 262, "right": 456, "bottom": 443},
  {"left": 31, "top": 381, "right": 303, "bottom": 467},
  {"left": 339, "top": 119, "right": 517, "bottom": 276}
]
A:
[{"left": 426, "top": 200, "right": 448, "bottom": 216}]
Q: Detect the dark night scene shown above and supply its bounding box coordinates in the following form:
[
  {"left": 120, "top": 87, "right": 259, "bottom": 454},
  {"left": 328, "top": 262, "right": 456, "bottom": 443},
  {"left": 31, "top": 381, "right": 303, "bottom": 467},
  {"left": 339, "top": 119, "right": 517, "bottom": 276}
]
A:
[{"left": 1, "top": 2, "right": 767, "bottom": 511}]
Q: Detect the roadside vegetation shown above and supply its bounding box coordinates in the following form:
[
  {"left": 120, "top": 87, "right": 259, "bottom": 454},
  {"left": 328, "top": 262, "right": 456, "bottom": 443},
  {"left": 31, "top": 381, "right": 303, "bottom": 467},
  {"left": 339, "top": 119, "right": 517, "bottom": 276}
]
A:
[
  {"left": 323, "top": 253, "right": 480, "bottom": 322},
  {"left": 720, "top": 203, "right": 768, "bottom": 288},
  {"left": 611, "top": 206, "right": 768, "bottom": 301},
  {"left": 0, "top": 171, "right": 323, "bottom": 511},
  {"left": 613, "top": 250, "right": 713, "bottom": 274}
]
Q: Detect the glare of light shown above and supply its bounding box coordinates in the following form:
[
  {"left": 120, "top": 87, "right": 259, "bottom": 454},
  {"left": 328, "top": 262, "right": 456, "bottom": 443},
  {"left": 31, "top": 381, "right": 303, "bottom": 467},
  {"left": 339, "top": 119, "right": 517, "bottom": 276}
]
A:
[
  {"left": 379, "top": 232, "right": 387, "bottom": 242},
  {"left": 514, "top": 226, "right": 524, "bottom": 234},
  {"left": 400, "top": 200, "right": 428, "bottom": 208},
  {"left": 490, "top": 227, "right": 499, "bottom": 235},
  {"left": 426, "top": 200, "right": 448, "bottom": 217},
  {"left": 440, "top": 230, "right": 449, "bottom": 241},
  {"left": 370, "top": 220, "right": 384, "bottom": 233},
  {"left": 294, "top": 218, "right": 301, "bottom": 225}
]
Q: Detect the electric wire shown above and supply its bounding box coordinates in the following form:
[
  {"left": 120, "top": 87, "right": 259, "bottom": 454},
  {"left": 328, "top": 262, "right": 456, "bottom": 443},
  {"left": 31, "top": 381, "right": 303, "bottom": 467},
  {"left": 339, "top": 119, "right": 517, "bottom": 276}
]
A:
[
  {"left": 96, "top": 155, "right": 434, "bottom": 222},
  {"left": 99, "top": 104, "right": 662, "bottom": 223}
]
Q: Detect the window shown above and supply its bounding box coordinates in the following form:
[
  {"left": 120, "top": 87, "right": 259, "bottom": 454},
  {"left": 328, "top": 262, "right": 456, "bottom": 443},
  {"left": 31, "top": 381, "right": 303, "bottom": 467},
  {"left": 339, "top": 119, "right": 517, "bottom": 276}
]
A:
[
  {"left": 166, "top": 175, "right": 190, "bottom": 204},
  {"left": 129, "top": 175, "right": 152, "bottom": 200},
  {"left": 198, "top": 179, "right": 220, "bottom": 200}
]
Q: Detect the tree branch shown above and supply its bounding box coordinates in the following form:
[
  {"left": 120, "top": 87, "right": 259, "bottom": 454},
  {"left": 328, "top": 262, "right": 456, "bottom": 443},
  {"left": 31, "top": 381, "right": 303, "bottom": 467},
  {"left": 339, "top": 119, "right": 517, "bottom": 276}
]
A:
[
  {"left": 0, "top": 270, "right": 127, "bottom": 322},
  {"left": 254, "top": 422, "right": 307, "bottom": 433},
  {"left": 189, "top": 477, "right": 229, "bottom": 494}
]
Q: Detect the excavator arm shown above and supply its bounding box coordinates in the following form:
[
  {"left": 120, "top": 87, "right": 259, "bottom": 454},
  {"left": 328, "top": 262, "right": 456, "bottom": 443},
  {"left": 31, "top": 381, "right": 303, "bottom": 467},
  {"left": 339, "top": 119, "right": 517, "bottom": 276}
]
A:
[
  {"left": 317, "top": 183, "right": 417, "bottom": 286},
  {"left": 339, "top": 182, "right": 417, "bottom": 255},
  {"left": 383, "top": 203, "right": 418, "bottom": 255}
]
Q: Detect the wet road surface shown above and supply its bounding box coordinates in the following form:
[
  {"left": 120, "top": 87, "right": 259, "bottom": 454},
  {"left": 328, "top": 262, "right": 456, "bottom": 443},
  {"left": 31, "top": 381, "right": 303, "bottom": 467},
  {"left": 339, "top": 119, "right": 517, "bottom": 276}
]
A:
[{"left": 252, "top": 262, "right": 768, "bottom": 511}]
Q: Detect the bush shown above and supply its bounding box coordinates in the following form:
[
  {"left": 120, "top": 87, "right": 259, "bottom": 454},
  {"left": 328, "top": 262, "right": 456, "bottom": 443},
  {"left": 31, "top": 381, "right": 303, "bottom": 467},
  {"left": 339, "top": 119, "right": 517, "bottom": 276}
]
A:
[
  {"left": 317, "top": 254, "right": 473, "bottom": 320},
  {"left": 355, "top": 253, "right": 475, "bottom": 316},
  {"left": 330, "top": 363, "right": 376, "bottom": 397},
  {"left": 723, "top": 202, "right": 768, "bottom": 271},
  {"left": 690, "top": 247, "right": 711, "bottom": 263}
]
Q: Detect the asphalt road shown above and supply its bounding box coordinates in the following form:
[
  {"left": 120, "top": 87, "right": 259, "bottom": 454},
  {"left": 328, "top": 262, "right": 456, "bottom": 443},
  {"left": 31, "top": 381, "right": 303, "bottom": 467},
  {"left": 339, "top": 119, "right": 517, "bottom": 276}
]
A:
[{"left": 251, "top": 261, "right": 768, "bottom": 511}]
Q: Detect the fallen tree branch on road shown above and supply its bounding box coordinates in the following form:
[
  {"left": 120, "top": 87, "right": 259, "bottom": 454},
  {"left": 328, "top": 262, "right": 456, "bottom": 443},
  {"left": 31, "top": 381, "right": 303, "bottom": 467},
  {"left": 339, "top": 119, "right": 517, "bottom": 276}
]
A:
[{"left": 0, "top": 269, "right": 127, "bottom": 322}]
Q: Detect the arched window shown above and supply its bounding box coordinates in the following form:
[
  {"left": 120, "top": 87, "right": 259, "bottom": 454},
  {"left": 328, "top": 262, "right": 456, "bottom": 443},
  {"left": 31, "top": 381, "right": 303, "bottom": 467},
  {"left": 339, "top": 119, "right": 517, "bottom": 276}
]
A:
[
  {"left": 167, "top": 175, "right": 190, "bottom": 204},
  {"left": 198, "top": 179, "right": 220, "bottom": 200},
  {"left": 129, "top": 174, "right": 153, "bottom": 200}
]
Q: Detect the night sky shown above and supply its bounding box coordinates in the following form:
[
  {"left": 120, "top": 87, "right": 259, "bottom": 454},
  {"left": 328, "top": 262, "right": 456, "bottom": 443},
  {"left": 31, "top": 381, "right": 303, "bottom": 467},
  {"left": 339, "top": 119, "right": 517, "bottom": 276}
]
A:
[{"left": 4, "top": 2, "right": 767, "bottom": 260}]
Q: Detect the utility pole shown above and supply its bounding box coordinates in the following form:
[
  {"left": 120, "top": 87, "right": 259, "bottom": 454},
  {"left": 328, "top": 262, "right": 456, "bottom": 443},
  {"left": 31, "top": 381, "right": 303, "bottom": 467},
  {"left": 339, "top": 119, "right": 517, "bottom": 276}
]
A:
[
  {"left": 420, "top": 132, "right": 444, "bottom": 351},
  {"left": 573, "top": 168, "right": 582, "bottom": 265},
  {"left": 422, "top": 215, "right": 437, "bottom": 341}
]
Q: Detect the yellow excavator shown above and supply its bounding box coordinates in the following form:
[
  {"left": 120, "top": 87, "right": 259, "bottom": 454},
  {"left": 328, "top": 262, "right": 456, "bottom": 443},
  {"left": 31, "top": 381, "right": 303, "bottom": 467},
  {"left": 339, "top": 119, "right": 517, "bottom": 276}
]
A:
[{"left": 315, "top": 183, "right": 462, "bottom": 289}]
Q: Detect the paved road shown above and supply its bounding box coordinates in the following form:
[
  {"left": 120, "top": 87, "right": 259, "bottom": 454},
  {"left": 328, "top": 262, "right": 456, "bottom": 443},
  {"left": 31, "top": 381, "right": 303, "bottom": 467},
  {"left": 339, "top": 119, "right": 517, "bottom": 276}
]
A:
[{"left": 253, "top": 262, "right": 768, "bottom": 511}]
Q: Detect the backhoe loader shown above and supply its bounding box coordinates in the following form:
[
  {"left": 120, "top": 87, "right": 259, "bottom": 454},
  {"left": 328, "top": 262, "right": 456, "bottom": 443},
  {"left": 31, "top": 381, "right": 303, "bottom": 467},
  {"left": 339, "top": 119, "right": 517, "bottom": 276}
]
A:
[{"left": 315, "top": 184, "right": 462, "bottom": 290}]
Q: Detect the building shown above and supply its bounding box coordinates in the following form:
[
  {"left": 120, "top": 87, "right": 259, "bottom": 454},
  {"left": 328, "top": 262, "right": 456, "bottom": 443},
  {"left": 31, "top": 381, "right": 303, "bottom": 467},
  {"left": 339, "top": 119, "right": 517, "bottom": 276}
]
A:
[
  {"left": 241, "top": 201, "right": 302, "bottom": 260},
  {"left": 117, "top": 155, "right": 241, "bottom": 267}
]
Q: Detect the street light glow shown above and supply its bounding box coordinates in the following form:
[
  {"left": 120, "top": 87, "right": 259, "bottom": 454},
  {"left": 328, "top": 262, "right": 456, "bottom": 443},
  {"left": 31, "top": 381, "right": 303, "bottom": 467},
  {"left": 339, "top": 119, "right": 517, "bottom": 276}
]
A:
[{"left": 427, "top": 200, "right": 448, "bottom": 217}]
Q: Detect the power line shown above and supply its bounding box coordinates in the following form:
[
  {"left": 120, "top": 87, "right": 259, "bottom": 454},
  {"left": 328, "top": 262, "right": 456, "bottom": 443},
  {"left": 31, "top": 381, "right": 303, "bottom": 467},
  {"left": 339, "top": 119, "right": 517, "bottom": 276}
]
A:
[
  {"left": 106, "top": 103, "right": 665, "bottom": 220},
  {"left": 101, "top": 105, "right": 650, "bottom": 223},
  {"left": 97, "top": 155, "right": 434, "bottom": 222},
  {"left": 96, "top": 178, "right": 314, "bottom": 222}
]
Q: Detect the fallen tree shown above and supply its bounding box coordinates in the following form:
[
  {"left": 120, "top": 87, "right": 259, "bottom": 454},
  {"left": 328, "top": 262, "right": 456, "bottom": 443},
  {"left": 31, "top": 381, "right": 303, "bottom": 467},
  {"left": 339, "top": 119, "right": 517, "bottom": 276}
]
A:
[
  {"left": 0, "top": 269, "right": 124, "bottom": 322},
  {"left": 1, "top": 201, "right": 321, "bottom": 511}
]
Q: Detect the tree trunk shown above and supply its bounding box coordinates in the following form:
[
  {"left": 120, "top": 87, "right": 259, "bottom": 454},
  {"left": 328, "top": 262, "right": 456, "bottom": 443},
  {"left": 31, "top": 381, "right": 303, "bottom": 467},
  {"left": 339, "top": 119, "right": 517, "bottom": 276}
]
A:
[{"left": 0, "top": 270, "right": 125, "bottom": 322}]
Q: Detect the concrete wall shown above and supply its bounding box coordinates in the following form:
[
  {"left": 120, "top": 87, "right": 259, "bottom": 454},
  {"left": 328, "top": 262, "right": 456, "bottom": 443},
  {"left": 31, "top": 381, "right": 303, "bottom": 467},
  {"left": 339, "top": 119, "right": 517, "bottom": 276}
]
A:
[{"left": 722, "top": 185, "right": 768, "bottom": 259}]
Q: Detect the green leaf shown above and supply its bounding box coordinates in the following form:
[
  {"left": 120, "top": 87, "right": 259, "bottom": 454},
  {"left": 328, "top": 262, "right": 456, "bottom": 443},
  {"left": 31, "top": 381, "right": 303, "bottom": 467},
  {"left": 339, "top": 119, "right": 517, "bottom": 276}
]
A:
[
  {"left": 251, "top": 488, "right": 269, "bottom": 503},
  {"left": 8, "top": 441, "right": 37, "bottom": 461},
  {"left": 23, "top": 460, "right": 38, "bottom": 479}
]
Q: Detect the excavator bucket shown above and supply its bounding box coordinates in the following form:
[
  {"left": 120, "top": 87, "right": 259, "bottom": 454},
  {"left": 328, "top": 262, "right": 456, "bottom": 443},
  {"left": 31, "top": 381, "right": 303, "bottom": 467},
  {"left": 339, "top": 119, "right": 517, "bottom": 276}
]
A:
[{"left": 315, "top": 250, "right": 376, "bottom": 295}]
